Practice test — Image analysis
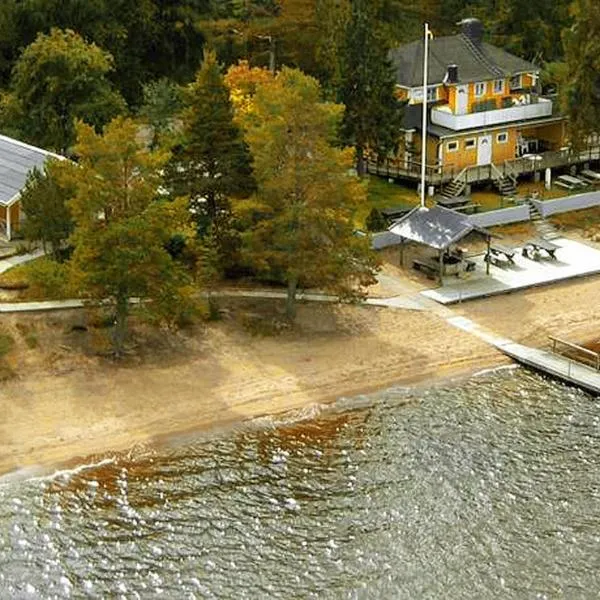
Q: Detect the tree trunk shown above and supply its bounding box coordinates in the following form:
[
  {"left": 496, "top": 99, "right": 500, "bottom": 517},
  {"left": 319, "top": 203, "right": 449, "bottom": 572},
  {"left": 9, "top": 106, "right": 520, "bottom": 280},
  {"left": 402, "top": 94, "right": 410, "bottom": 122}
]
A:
[
  {"left": 356, "top": 145, "right": 366, "bottom": 177},
  {"left": 286, "top": 276, "right": 298, "bottom": 321},
  {"left": 112, "top": 291, "right": 129, "bottom": 358}
]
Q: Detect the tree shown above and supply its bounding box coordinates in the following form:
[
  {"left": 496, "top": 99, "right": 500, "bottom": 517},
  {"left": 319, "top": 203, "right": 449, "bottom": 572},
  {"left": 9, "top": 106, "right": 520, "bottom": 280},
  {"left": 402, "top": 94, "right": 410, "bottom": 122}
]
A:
[
  {"left": 166, "top": 50, "right": 255, "bottom": 270},
  {"left": 4, "top": 28, "right": 125, "bottom": 153},
  {"left": 64, "top": 117, "right": 196, "bottom": 356},
  {"left": 20, "top": 160, "right": 74, "bottom": 261},
  {"left": 562, "top": 0, "right": 600, "bottom": 149},
  {"left": 236, "top": 68, "right": 379, "bottom": 319},
  {"left": 365, "top": 208, "right": 387, "bottom": 232},
  {"left": 338, "top": 0, "right": 404, "bottom": 177},
  {"left": 139, "top": 78, "right": 184, "bottom": 147}
]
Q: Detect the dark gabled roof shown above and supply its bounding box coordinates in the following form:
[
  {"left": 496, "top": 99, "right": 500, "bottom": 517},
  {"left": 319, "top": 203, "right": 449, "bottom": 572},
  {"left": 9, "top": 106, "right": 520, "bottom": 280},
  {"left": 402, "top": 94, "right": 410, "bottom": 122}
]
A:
[
  {"left": 0, "top": 134, "right": 64, "bottom": 207},
  {"left": 389, "top": 205, "right": 489, "bottom": 250},
  {"left": 389, "top": 34, "right": 536, "bottom": 87},
  {"left": 371, "top": 230, "right": 404, "bottom": 250}
]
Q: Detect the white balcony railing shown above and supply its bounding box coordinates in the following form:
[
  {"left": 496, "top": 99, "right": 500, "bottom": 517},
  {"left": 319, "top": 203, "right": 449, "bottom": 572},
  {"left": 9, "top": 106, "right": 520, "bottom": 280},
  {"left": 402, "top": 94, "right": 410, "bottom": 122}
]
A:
[{"left": 431, "top": 98, "right": 553, "bottom": 131}]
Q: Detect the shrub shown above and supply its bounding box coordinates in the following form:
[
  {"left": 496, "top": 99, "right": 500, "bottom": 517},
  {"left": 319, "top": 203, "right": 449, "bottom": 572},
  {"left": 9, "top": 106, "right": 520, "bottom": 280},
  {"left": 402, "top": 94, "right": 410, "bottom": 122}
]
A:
[
  {"left": 365, "top": 207, "right": 387, "bottom": 232},
  {"left": 26, "top": 259, "right": 70, "bottom": 299}
]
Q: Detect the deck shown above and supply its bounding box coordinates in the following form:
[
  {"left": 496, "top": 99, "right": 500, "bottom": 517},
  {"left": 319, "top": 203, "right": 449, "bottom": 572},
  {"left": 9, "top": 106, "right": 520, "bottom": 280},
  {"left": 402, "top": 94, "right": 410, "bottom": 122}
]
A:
[
  {"left": 422, "top": 238, "right": 600, "bottom": 305},
  {"left": 499, "top": 342, "right": 600, "bottom": 395},
  {"left": 368, "top": 146, "right": 600, "bottom": 186}
]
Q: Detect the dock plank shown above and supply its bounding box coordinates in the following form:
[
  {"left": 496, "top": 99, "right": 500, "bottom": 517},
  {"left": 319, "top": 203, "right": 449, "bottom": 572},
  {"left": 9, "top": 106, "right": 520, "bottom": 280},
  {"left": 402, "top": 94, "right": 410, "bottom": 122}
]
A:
[{"left": 499, "top": 342, "right": 600, "bottom": 395}]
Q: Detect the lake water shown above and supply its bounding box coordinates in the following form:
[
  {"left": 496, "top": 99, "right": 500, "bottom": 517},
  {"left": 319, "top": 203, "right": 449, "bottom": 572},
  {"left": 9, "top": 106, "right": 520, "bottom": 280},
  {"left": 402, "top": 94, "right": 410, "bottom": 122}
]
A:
[{"left": 1, "top": 368, "right": 599, "bottom": 599}]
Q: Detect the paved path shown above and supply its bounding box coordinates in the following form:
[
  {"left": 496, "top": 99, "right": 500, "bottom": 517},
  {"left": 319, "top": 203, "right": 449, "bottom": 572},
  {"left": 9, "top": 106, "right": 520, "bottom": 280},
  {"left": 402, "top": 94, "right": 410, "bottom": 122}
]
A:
[{"left": 0, "top": 248, "right": 45, "bottom": 275}]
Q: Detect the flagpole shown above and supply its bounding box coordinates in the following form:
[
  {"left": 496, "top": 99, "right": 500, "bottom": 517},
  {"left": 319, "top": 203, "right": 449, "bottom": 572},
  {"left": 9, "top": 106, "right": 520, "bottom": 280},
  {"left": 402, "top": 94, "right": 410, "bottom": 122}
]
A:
[{"left": 420, "top": 23, "right": 430, "bottom": 208}]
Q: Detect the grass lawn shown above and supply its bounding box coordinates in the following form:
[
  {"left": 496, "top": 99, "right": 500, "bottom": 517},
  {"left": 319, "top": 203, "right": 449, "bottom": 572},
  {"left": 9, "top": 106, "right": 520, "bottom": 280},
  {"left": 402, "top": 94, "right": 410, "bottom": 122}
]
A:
[
  {"left": 0, "top": 257, "right": 70, "bottom": 300},
  {"left": 358, "top": 176, "right": 420, "bottom": 229}
]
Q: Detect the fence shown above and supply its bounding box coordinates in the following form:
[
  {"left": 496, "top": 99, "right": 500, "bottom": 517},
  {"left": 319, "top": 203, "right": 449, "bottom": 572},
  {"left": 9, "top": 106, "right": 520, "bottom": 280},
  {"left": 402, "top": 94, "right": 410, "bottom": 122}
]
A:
[
  {"left": 468, "top": 205, "right": 530, "bottom": 228},
  {"left": 532, "top": 191, "right": 600, "bottom": 218}
]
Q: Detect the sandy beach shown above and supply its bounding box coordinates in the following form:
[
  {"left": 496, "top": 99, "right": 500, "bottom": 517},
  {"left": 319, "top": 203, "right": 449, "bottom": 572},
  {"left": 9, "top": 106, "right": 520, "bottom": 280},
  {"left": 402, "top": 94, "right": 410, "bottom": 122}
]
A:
[{"left": 0, "top": 265, "right": 598, "bottom": 477}]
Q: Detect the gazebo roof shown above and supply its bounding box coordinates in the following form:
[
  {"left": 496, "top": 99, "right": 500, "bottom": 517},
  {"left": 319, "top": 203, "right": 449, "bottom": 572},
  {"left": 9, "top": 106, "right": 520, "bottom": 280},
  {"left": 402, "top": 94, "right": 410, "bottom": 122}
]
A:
[{"left": 389, "top": 205, "right": 489, "bottom": 250}]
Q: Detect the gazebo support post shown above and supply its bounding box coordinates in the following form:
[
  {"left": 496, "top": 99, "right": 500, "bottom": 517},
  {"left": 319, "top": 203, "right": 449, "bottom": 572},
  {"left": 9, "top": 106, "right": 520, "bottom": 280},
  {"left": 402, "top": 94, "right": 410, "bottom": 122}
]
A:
[
  {"left": 438, "top": 250, "right": 444, "bottom": 284},
  {"left": 485, "top": 235, "right": 491, "bottom": 275}
]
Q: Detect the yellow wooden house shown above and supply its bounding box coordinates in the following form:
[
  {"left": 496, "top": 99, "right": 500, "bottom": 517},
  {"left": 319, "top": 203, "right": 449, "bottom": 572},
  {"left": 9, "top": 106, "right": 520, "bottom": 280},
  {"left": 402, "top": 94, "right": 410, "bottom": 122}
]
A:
[{"left": 371, "top": 19, "right": 587, "bottom": 197}]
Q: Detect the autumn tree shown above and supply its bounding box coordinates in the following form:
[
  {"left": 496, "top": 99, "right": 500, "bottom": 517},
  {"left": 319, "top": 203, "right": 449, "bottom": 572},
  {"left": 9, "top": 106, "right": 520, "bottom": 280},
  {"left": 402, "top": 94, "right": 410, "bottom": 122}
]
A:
[
  {"left": 338, "top": 0, "right": 404, "bottom": 176},
  {"left": 166, "top": 51, "right": 255, "bottom": 271},
  {"left": 236, "top": 68, "right": 379, "bottom": 319},
  {"left": 3, "top": 29, "right": 125, "bottom": 153},
  {"left": 65, "top": 117, "right": 196, "bottom": 356},
  {"left": 20, "top": 160, "right": 74, "bottom": 261},
  {"left": 562, "top": 0, "right": 600, "bottom": 149}
]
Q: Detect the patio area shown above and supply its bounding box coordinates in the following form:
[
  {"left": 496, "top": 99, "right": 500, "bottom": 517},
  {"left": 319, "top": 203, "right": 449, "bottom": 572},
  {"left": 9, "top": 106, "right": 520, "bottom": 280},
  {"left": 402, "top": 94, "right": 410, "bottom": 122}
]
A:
[{"left": 421, "top": 237, "right": 600, "bottom": 304}]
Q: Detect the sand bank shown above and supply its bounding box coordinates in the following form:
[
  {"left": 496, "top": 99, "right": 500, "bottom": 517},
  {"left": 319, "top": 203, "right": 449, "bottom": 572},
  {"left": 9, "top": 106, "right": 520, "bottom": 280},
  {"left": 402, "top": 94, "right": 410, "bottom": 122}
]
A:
[{"left": 0, "top": 273, "right": 599, "bottom": 476}]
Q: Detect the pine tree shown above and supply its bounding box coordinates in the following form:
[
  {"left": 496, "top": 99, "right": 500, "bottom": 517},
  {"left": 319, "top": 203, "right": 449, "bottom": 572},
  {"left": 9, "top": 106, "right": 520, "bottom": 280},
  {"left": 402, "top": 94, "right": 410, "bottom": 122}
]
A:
[
  {"left": 562, "top": 0, "right": 600, "bottom": 149},
  {"left": 20, "top": 161, "right": 74, "bottom": 260},
  {"left": 64, "top": 117, "right": 196, "bottom": 356},
  {"left": 338, "top": 0, "right": 404, "bottom": 177},
  {"left": 165, "top": 50, "right": 255, "bottom": 270}
]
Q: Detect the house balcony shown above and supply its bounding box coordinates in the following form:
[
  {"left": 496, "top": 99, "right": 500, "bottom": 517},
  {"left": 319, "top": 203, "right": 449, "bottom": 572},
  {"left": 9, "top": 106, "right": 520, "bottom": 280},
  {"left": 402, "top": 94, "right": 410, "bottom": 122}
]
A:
[{"left": 431, "top": 97, "right": 553, "bottom": 131}]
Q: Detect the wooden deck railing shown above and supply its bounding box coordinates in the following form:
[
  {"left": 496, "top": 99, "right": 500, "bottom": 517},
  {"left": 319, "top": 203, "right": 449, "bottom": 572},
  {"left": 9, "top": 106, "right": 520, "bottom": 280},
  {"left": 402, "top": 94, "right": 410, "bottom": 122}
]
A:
[{"left": 549, "top": 336, "right": 600, "bottom": 371}]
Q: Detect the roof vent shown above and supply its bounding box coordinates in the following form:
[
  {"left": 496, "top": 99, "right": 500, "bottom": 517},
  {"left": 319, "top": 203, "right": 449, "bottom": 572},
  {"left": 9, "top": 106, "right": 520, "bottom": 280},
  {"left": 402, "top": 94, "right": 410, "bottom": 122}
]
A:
[
  {"left": 458, "top": 18, "right": 484, "bottom": 46},
  {"left": 445, "top": 64, "right": 458, "bottom": 84}
]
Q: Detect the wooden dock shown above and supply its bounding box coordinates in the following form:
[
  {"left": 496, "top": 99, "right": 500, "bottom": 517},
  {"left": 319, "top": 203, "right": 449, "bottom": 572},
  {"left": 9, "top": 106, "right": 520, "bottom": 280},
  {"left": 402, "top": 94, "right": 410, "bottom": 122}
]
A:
[{"left": 498, "top": 341, "right": 600, "bottom": 395}]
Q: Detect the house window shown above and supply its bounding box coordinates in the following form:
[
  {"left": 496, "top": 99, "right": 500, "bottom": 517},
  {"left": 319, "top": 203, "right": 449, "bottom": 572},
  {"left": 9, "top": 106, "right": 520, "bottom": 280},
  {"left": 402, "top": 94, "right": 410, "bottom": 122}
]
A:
[
  {"left": 464, "top": 138, "right": 476, "bottom": 149},
  {"left": 447, "top": 141, "right": 459, "bottom": 152},
  {"left": 510, "top": 74, "right": 522, "bottom": 89},
  {"left": 497, "top": 132, "right": 508, "bottom": 144},
  {"left": 427, "top": 87, "right": 437, "bottom": 102},
  {"left": 474, "top": 82, "right": 486, "bottom": 97},
  {"left": 493, "top": 79, "right": 504, "bottom": 94}
]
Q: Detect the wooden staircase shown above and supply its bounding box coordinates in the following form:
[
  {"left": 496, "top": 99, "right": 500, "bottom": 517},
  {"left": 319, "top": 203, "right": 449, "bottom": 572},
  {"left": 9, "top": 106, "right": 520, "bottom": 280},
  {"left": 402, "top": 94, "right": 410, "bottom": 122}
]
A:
[
  {"left": 441, "top": 167, "right": 468, "bottom": 199},
  {"left": 525, "top": 198, "right": 560, "bottom": 240},
  {"left": 491, "top": 163, "right": 517, "bottom": 197}
]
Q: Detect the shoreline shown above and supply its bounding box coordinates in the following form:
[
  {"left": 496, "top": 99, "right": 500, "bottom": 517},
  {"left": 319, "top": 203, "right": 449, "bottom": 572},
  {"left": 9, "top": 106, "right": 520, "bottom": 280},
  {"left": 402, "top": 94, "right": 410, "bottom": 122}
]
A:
[
  {"left": 0, "top": 354, "right": 509, "bottom": 482},
  {"left": 1, "top": 271, "right": 599, "bottom": 480}
]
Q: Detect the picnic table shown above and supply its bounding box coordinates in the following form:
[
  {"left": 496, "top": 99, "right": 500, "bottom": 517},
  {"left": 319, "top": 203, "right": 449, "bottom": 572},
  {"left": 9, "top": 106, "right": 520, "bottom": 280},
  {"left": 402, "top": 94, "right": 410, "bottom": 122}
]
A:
[
  {"left": 555, "top": 174, "right": 588, "bottom": 190},
  {"left": 436, "top": 196, "right": 470, "bottom": 209},
  {"left": 522, "top": 238, "right": 559, "bottom": 260},
  {"left": 485, "top": 243, "right": 516, "bottom": 265},
  {"left": 412, "top": 258, "right": 439, "bottom": 279}
]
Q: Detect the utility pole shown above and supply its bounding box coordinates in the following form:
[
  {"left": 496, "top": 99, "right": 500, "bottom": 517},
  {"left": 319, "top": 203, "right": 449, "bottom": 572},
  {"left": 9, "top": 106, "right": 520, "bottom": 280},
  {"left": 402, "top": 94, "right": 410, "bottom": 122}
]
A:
[{"left": 420, "top": 23, "right": 432, "bottom": 208}]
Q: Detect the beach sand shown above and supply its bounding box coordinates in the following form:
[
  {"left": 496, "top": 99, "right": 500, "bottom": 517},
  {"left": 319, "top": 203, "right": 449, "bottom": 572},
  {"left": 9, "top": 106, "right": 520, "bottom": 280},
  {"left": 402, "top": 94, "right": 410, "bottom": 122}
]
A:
[{"left": 0, "top": 272, "right": 598, "bottom": 476}]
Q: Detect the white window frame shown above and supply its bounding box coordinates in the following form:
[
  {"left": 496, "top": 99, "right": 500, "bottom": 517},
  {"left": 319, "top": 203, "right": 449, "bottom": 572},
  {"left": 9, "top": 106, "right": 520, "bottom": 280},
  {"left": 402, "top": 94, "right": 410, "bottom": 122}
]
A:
[
  {"left": 464, "top": 138, "right": 476, "bottom": 150},
  {"left": 427, "top": 87, "right": 437, "bottom": 102},
  {"left": 474, "top": 82, "right": 486, "bottom": 97},
  {"left": 510, "top": 74, "right": 522, "bottom": 89},
  {"left": 497, "top": 132, "right": 508, "bottom": 144},
  {"left": 493, "top": 79, "right": 504, "bottom": 94},
  {"left": 447, "top": 141, "right": 459, "bottom": 153}
]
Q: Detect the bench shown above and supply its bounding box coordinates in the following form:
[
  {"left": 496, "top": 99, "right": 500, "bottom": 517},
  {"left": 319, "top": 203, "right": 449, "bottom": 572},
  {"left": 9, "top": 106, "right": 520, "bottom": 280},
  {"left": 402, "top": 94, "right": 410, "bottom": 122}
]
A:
[
  {"left": 554, "top": 180, "right": 574, "bottom": 190},
  {"left": 413, "top": 258, "right": 438, "bottom": 279},
  {"left": 485, "top": 243, "right": 516, "bottom": 265},
  {"left": 522, "top": 238, "right": 559, "bottom": 260}
]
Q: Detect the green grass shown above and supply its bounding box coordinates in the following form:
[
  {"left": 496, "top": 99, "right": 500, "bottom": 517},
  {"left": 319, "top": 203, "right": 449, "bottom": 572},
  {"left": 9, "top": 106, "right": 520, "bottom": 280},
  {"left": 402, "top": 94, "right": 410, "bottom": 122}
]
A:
[
  {"left": 0, "top": 257, "right": 70, "bottom": 300},
  {"left": 0, "top": 330, "right": 14, "bottom": 357},
  {"left": 357, "top": 176, "right": 420, "bottom": 229}
]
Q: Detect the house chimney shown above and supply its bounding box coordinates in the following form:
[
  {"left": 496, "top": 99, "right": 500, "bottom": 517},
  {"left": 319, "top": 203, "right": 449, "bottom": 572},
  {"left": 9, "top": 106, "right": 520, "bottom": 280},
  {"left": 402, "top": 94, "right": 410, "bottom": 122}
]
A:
[
  {"left": 459, "top": 18, "right": 484, "bottom": 46},
  {"left": 446, "top": 64, "right": 458, "bottom": 84}
]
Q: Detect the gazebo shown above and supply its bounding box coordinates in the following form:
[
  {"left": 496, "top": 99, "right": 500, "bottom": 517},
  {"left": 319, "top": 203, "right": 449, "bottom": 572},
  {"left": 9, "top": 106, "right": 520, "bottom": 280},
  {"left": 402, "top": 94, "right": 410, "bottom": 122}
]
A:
[{"left": 388, "top": 205, "right": 492, "bottom": 282}]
